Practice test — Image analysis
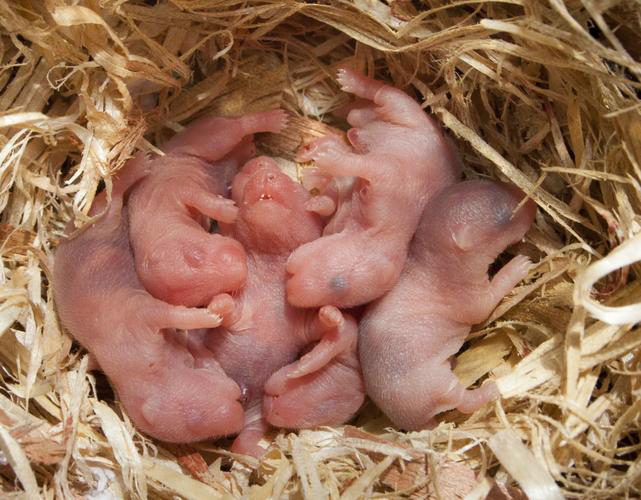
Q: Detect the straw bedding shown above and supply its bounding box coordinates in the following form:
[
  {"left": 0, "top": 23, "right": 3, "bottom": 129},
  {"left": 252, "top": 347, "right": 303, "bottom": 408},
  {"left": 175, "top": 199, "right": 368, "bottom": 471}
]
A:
[{"left": 0, "top": 0, "right": 640, "bottom": 498}]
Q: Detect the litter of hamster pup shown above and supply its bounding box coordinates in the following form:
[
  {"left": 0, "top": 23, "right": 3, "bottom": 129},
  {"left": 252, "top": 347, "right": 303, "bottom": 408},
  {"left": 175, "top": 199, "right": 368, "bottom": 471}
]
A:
[
  {"left": 1, "top": 1, "right": 640, "bottom": 498},
  {"left": 55, "top": 72, "right": 492, "bottom": 458}
]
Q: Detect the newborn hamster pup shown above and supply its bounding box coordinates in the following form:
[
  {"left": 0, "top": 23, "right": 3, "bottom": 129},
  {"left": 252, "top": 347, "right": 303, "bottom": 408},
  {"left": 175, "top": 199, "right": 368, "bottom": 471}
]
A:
[
  {"left": 53, "top": 169, "right": 244, "bottom": 443},
  {"left": 204, "top": 156, "right": 365, "bottom": 456},
  {"left": 127, "top": 110, "right": 287, "bottom": 307},
  {"left": 359, "top": 180, "right": 536, "bottom": 430},
  {"left": 287, "top": 68, "right": 460, "bottom": 308}
]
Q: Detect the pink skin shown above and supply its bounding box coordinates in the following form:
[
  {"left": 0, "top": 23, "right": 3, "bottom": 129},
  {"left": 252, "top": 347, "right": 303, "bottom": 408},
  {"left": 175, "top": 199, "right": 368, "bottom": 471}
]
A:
[
  {"left": 53, "top": 169, "right": 245, "bottom": 443},
  {"left": 203, "top": 157, "right": 365, "bottom": 457},
  {"left": 303, "top": 167, "right": 357, "bottom": 233},
  {"left": 287, "top": 69, "right": 461, "bottom": 308},
  {"left": 127, "top": 110, "right": 288, "bottom": 307},
  {"left": 359, "top": 180, "right": 537, "bottom": 430}
]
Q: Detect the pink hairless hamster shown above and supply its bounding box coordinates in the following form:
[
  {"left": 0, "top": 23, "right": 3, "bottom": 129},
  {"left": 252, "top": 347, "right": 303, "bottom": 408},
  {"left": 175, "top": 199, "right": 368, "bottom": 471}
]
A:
[
  {"left": 202, "top": 156, "right": 365, "bottom": 457},
  {"left": 286, "top": 68, "right": 460, "bottom": 308},
  {"left": 53, "top": 166, "right": 245, "bottom": 443},
  {"left": 127, "top": 110, "right": 287, "bottom": 307},
  {"left": 359, "top": 180, "right": 536, "bottom": 430}
]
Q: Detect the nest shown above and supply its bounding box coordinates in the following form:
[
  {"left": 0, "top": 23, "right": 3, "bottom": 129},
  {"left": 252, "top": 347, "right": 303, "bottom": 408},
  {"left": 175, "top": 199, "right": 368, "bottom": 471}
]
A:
[{"left": 1, "top": 1, "right": 640, "bottom": 498}]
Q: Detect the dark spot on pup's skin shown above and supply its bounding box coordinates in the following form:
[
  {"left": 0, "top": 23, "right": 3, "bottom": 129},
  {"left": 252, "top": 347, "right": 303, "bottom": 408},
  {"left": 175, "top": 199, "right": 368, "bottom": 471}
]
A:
[
  {"left": 494, "top": 204, "right": 513, "bottom": 225},
  {"left": 330, "top": 275, "right": 348, "bottom": 293}
]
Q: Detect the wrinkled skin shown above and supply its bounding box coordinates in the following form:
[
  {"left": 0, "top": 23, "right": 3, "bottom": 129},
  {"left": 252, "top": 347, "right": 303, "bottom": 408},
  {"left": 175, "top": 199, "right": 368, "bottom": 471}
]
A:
[
  {"left": 202, "top": 156, "right": 365, "bottom": 457},
  {"left": 359, "top": 180, "right": 537, "bottom": 430},
  {"left": 287, "top": 68, "right": 461, "bottom": 308},
  {"left": 127, "top": 110, "right": 288, "bottom": 307},
  {"left": 53, "top": 169, "right": 245, "bottom": 443}
]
